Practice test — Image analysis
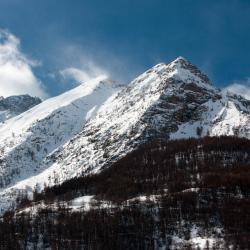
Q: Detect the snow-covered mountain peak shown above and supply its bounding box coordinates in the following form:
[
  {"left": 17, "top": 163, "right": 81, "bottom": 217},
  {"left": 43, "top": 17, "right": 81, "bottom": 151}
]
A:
[
  {"left": 130, "top": 57, "right": 212, "bottom": 95},
  {"left": 98, "top": 76, "right": 124, "bottom": 89},
  {"left": 79, "top": 74, "right": 110, "bottom": 91},
  {"left": 170, "top": 56, "right": 188, "bottom": 65},
  {"left": 79, "top": 75, "right": 123, "bottom": 90},
  {"left": 167, "top": 57, "right": 212, "bottom": 86},
  {"left": 0, "top": 94, "right": 41, "bottom": 124}
]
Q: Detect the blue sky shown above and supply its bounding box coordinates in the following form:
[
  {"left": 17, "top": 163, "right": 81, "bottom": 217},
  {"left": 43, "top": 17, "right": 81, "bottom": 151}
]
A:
[{"left": 0, "top": 0, "right": 249, "bottom": 98}]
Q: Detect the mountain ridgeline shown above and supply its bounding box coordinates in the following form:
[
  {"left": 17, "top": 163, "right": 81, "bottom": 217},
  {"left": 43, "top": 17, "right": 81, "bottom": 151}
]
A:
[{"left": 0, "top": 57, "right": 250, "bottom": 249}]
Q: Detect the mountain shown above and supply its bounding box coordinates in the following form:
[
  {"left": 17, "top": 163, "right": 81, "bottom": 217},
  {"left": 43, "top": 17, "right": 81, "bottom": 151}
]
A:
[
  {"left": 0, "top": 57, "right": 250, "bottom": 249},
  {"left": 0, "top": 94, "right": 41, "bottom": 123},
  {"left": 30, "top": 57, "right": 250, "bottom": 182},
  {"left": 1, "top": 57, "right": 250, "bottom": 213}
]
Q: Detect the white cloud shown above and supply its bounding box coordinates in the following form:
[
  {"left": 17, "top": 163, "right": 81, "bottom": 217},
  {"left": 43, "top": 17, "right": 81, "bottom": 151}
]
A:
[
  {"left": 60, "top": 60, "right": 109, "bottom": 84},
  {"left": 225, "top": 78, "right": 250, "bottom": 100},
  {"left": 0, "top": 29, "right": 47, "bottom": 98},
  {"left": 53, "top": 43, "right": 134, "bottom": 87}
]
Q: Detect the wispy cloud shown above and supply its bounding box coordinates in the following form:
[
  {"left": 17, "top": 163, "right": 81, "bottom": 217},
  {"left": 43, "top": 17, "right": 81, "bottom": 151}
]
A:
[
  {"left": 60, "top": 61, "right": 108, "bottom": 84},
  {"left": 225, "top": 78, "right": 250, "bottom": 100},
  {"left": 51, "top": 42, "right": 137, "bottom": 88},
  {"left": 0, "top": 29, "right": 47, "bottom": 98}
]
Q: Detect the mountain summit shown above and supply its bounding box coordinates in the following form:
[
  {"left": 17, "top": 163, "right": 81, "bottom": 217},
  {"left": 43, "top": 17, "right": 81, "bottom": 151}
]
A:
[
  {"left": 1, "top": 57, "right": 250, "bottom": 212},
  {"left": 0, "top": 95, "right": 41, "bottom": 123},
  {"left": 167, "top": 56, "right": 212, "bottom": 85}
]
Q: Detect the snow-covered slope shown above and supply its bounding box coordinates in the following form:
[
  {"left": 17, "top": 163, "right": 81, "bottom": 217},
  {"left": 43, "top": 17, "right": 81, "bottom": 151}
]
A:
[
  {"left": 1, "top": 57, "right": 250, "bottom": 213},
  {"left": 0, "top": 75, "right": 121, "bottom": 191},
  {"left": 0, "top": 95, "right": 41, "bottom": 123}
]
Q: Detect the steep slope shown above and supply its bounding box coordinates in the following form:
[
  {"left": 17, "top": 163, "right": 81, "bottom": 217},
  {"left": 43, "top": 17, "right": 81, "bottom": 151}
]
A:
[
  {"left": 0, "top": 75, "right": 121, "bottom": 193},
  {"left": 1, "top": 57, "right": 250, "bottom": 213},
  {"left": 0, "top": 95, "right": 41, "bottom": 123},
  {"left": 32, "top": 57, "right": 250, "bottom": 182}
]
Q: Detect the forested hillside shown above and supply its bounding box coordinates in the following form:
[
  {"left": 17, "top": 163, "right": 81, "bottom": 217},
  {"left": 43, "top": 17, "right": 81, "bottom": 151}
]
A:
[{"left": 1, "top": 136, "right": 249, "bottom": 249}]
